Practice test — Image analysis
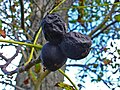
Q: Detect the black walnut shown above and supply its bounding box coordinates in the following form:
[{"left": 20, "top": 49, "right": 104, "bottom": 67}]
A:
[
  {"left": 40, "top": 42, "right": 67, "bottom": 71},
  {"left": 59, "top": 32, "right": 92, "bottom": 60},
  {"left": 41, "top": 13, "right": 66, "bottom": 44}
]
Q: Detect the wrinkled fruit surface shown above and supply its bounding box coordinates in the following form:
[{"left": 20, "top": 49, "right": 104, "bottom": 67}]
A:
[
  {"left": 40, "top": 42, "right": 67, "bottom": 71},
  {"left": 41, "top": 13, "right": 66, "bottom": 44},
  {"left": 59, "top": 32, "right": 92, "bottom": 60}
]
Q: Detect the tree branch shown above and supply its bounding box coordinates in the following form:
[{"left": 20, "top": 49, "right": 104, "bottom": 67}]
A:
[
  {"left": 66, "top": 64, "right": 87, "bottom": 67},
  {"left": 33, "top": 0, "right": 42, "bottom": 11},
  {"left": 19, "top": 0, "right": 25, "bottom": 30},
  {"left": 0, "top": 39, "right": 42, "bottom": 49},
  {"left": 0, "top": 46, "right": 21, "bottom": 74},
  {"left": 1, "top": 57, "right": 41, "bottom": 75},
  {"left": 88, "top": 1, "right": 117, "bottom": 37},
  {"left": 91, "top": 21, "right": 117, "bottom": 39}
]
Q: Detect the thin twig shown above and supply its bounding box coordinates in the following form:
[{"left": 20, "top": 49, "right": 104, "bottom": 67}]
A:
[
  {"left": 4, "top": 58, "right": 41, "bottom": 75},
  {"left": 9, "top": 0, "right": 14, "bottom": 21},
  {"left": 91, "top": 21, "right": 117, "bottom": 39},
  {"left": 0, "top": 46, "right": 21, "bottom": 74},
  {"left": 88, "top": 1, "right": 118, "bottom": 37},
  {"left": 66, "top": 64, "right": 87, "bottom": 67},
  {"left": 58, "top": 69, "right": 78, "bottom": 90},
  {"left": 33, "top": 0, "right": 42, "bottom": 11},
  {"left": 87, "top": 66, "right": 111, "bottom": 89}
]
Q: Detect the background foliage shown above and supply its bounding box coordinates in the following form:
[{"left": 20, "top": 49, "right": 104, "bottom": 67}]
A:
[{"left": 66, "top": 0, "right": 120, "bottom": 90}]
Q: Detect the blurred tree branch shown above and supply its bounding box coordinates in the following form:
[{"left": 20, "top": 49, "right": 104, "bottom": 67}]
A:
[
  {"left": 91, "top": 21, "right": 117, "bottom": 39},
  {"left": 19, "top": 0, "right": 25, "bottom": 30},
  {"left": 0, "top": 81, "right": 25, "bottom": 90},
  {"left": 88, "top": 0, "right": 118, "bottom": 37}
]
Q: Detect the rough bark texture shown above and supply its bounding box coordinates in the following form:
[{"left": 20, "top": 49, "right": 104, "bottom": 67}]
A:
[{"left": 16, "top": 0, "right": 73, "bottom": 90}]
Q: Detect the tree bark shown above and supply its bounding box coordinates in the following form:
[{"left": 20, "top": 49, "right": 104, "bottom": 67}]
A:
[{"left": 15, "top": 0, "right": 73, "bottom": 90}]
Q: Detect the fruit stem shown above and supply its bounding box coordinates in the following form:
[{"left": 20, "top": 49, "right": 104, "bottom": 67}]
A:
[
  {"left": 58, "top": 69, "right": 78, "bottom": 90},
  {"left": 25, "top": 27, "right": 42, "bottom": 66},
  {"left": 50, "top": 0, "right": 67, "bottom": 14},
  {"left": 0, "top": 39, "right": 42, "bottom": 49}
]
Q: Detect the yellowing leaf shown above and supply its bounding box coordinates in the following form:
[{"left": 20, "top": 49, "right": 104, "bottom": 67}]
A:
[
  {"left": 0, "top": 28, "right": 6, "bottom": 38},
  {"left": 55, "top": 82, "right": 75, "bottom": 90},
  {"left": 103, "top": 59, "right": 112, "bottom": 65}
]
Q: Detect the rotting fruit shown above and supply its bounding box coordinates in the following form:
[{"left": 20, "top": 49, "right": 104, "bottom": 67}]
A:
[
  {"left": 40, "top": 42, "right": 67, "bottom": 71},
  {"left": 41, "top": 13, "right": 66, "bottom": 44},
  {"left": 59, "top": 32, "right": 92, "bottom": 60}
]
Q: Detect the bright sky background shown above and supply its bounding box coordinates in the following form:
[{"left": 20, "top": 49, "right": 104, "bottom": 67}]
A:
[{"left": 0, "top": 37, "right": 22, "bottom": 90}]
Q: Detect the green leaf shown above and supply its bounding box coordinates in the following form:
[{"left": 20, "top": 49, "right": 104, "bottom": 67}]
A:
[
  {"left": 114, "top": 15, "right": 120, "bottom": 22},
  {"left": 0, "top": 0, "right": 3, "bottom": 3},
  {"left": 93, "top": 64, "right": 98, "bottom": 68},
  {"left": 96, "top": 0, "right": 100, "bottom": 5},
  {"left": 34, "top": 63, "right": 41, "bottom": 73},
  {"left": 0, "top": 20, "right": 2, "bottom": 28},
  {"left": 97, "top": 76, "right": 101, "bottom": 81},
  {"left": 55, "top": 82, "right": 75, "bottom": 90},
  {"left": 95, "top": 15, "right": 100, "bottom": 20},
  {"left": 117, "top": 49, "right": 120, "bottom": 55},
  {"left": 69, "top": 20, "right": 77, "bottom": 23}
]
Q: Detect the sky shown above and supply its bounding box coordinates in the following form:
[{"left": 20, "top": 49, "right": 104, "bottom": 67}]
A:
[{"left": 0, "top": 38, "right": 22, "bottom": 90}]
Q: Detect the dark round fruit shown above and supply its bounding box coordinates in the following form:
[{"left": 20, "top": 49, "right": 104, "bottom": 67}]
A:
[
  {"left": 40, "top": 42, "right": 67, "bottom": 71},
  {"left": 59, "top": 32, "right": 92, "bottom": 60},
  {"left": 41, "top": 13, "right": 66, "bottom": 44}
]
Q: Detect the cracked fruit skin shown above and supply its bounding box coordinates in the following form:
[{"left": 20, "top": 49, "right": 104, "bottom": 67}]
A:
[
  {"left": 41, "top": 13, "right": 66, "bottom": 44},
  {"left": 40, "top": 42, "right": 67, "bottom": 71},
  {"left": 59, "top": 32, "right": 92, "bottom": 60}
]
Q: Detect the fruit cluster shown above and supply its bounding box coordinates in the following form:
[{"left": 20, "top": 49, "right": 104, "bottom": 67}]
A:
[{"left": 40, "top": 13, "right": 92, "bottom": 71}]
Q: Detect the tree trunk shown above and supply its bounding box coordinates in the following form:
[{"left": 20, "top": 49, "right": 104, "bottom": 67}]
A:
[{"left": 15, "top": 0, "right": 73, "bottom": 90}]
